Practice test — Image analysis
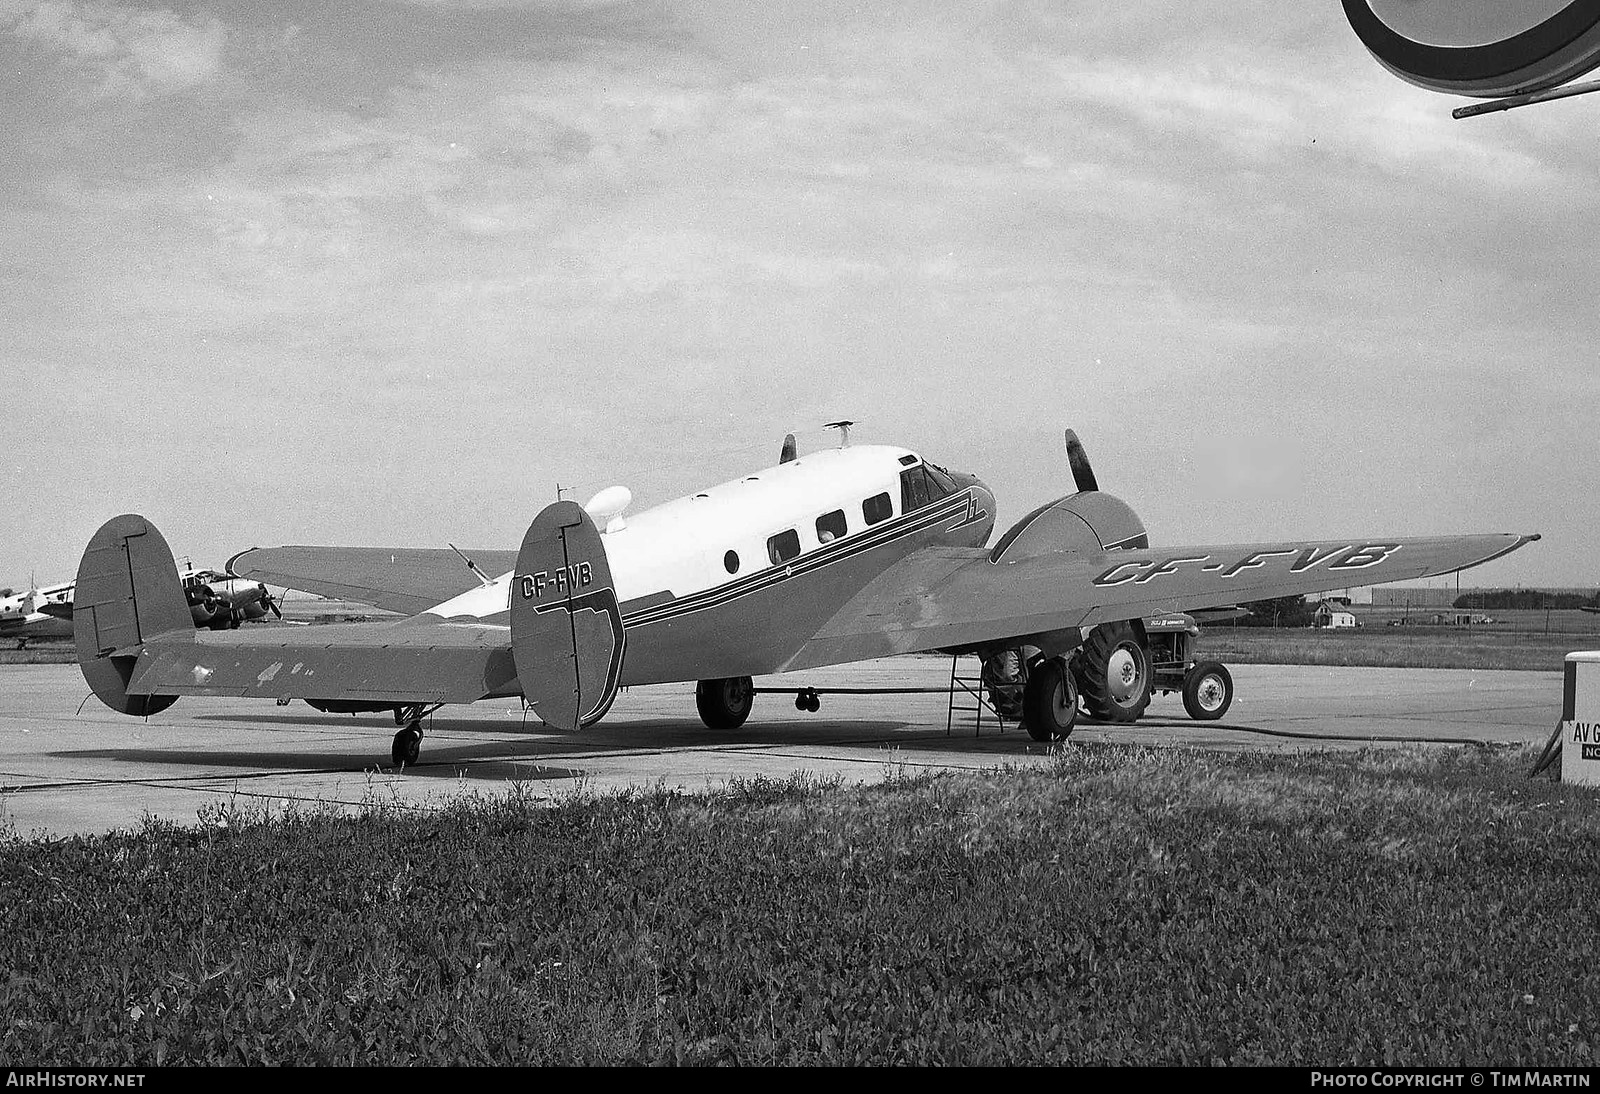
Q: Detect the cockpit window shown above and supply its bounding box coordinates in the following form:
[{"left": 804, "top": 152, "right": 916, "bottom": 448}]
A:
[
  {"left": 900, "top": 467, "right": 930, "bottom": 513},
  {"left": 767, "top": 529, "right": 801, "bottom": 565},
  {"left": 925, "top": 464, "right": 958, "bottom": 499},
  {"left": 900, "top": 463, "right": 963, "bottom": 513}
]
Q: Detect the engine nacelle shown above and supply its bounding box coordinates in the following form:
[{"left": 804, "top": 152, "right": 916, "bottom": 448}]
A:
[{"left": 989, "top": 491, "right": 1148, "bottom": 564}]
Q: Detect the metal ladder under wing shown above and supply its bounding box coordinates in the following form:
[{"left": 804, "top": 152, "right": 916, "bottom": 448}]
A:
[{"left": 945, "top": 654, "right": 1012, "bottom": 737}]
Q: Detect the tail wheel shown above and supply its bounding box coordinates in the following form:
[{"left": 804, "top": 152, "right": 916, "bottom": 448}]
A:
[
  {"left": 1182, "top": 661, "right": 1234, "bottom": 721},
  {"left": 981, "top": 648, "right": 1027, "bottom": 720},
  {"left": 391, "top": 722, "right": 422, "bottom": 768},
  {"left": 696, "top": 676, "right": 754, "bottom": 729},
  {"left": 1023, "top": 657, "right": 1078, "bottom": 742},
  {"left": 1074, "top": 620, "right": 1152, "bottom": 723}
]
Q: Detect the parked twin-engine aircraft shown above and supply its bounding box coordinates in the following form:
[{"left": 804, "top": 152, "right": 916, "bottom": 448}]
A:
[
  {"left": 0, "top": 581, "right": 75, "bottom": 648},
  {"left": 4, "top": 564, "right": 282, "bottom": 648},
  {"left": 72, "top": 431, "right": 1538, "bottom": 767}
]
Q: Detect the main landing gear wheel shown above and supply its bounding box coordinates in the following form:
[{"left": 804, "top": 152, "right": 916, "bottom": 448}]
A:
[
  {"left": 391, "top": 721, "right": 423, "bottom": 768},
  {"left": 696, "top": 676, "right": 754, "bottom": 729},
  {"left": 1182, "top": 660, "right": 1234, "bottom": 721},
  {"left": 1074, "top": 620, "right": 1153, "bottom": 723},
  {"left": 1023, "top": 657, "right": 1078, "bottom": 742}
]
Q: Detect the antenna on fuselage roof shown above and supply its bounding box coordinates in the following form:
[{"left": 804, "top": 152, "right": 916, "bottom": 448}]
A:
[
  {"left": 448, "top": 543, "right": 497, "bottom": 589},
  {"left": 823, "top": 420, "right": 855, "bottom": 447}
]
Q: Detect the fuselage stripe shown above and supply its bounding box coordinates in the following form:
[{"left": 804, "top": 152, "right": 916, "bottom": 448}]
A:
[{"left": 619, "top": 490, "right": 978, "bottom": 629}]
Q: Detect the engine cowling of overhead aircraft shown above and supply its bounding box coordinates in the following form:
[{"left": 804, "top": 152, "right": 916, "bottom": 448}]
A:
[{"left": 989, "top": 491, "right": 1148, "bottom": 564}]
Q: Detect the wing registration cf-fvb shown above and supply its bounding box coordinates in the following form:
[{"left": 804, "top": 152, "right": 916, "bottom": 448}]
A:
[{"left": 73, "top": 430, "right": 1538, "bottom": 766}]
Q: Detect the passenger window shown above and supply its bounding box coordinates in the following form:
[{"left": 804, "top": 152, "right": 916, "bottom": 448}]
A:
[
  {"left": 863, "top": 493, "right": 893, "bottom": 525},
  {"left": 899, "top": 467, "right": 930, "bottom": 513},
  {"left": 816, "top": 510, "right": 847, "bottom": 543},
  {"left": 767, "top": 529, "right": 801, "bottom": 565}
]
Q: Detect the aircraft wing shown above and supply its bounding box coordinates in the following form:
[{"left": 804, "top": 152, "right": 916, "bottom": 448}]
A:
[
  {"left": 227, "top": 546, "right": 519, "bottom": 616},
  {"left": 121, "top": 617, "right": 516, "bottom": 704},
  {"left": 782, "top": 533, "right": 1538, "bottom": 670}
]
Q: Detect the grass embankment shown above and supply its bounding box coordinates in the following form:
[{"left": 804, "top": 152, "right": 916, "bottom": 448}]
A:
[
  {"left": 0, "top": 645, "right": 74, "bottom": 665},
  {"left": 1202, "top": 628, "right": 1589, "bottom": 672},
  {"left": 3, "top": 746, "right": 1596, "bottom": 1065}
]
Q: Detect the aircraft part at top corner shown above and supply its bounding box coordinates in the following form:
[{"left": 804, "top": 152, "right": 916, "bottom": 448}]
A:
[{"left": 1342, "top": 0, "right": 1600, "bottom": 96}]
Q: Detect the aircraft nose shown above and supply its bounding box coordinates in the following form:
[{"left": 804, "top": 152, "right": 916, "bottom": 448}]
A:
[{"left": 951, "top": 473, "right": 997, "bottom": 541}]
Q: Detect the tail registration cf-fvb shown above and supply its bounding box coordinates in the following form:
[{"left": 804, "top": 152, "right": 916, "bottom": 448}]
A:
[{"left": 73, "top": 431, "right": 1538, "bottom": 766}]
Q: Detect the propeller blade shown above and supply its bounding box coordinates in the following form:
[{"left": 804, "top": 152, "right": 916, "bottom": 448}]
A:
[
  {"left": 1064, "top": 429, "right": 1099, "bottom": 493},
  {"left": 261, "top": 585, "right": 282, "bottom": 618},
  {"left": 780, "top": 433, "right": 797, "bottom": 464}
]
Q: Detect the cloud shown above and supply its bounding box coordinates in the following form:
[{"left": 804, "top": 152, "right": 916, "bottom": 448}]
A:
[{"left": 2, "top": 1, "right": 225, "bottom": 98}]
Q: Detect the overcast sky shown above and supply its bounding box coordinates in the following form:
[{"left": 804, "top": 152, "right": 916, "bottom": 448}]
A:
[{"left": 2, "top": 0, "right": 1594, "bottom": 593}]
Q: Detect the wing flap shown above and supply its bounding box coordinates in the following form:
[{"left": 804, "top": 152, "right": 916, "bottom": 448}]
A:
[
  {"left": 227, "top": 546, "right": 518, "bottom": 616},
  {"left": 124, "top": 618, "right": 517, "bottom": 704},
  {"left": 784, "top": 533, "right": 1538, "bottom": 670}
]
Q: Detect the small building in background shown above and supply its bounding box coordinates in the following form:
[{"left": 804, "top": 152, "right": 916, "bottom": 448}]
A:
[{"left": 1313, "top": 600, "right": 1359, "bottom": 629}]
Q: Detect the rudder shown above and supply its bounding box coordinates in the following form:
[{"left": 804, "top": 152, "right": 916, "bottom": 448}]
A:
[{"left": 75, "top": 514, "right": 193, "bottom": 716}]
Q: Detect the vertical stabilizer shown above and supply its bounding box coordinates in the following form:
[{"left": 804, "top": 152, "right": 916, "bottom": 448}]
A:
[
  {"left": 509, "top": 501, "right": 626, "bottom": 731},
  {"left": 75, "top": 514, "right": 192, "bottom": 716}
]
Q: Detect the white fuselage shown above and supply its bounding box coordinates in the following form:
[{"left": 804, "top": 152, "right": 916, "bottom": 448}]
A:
[{"left": 425, "top": 445, "right": 994, "bottom": 624}]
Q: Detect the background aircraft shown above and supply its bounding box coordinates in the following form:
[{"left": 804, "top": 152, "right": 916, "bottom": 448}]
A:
[
  {"left": 72, "top": 431, "right": 1537, "bottom": 766},
  {"left": 2, "top": 564, "right": 282, "bottom": 647},
  {"left": 0, "top": 581, "right": 75, "bottom": 648},
  {"left": 178, "top": 568, "right": 284, "bottom": 630}
]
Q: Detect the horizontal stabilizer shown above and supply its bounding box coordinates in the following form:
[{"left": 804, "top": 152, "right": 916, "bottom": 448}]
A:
[{"left": 121, "top": 619, "right": 518, "bottom": 705}]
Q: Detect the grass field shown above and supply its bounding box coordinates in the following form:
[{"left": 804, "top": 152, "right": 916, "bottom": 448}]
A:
[
  {"left": 2, "top": 745, "right": 1596, "bottom": 1065},
  {"left": 1201, "top": 627, "right": 1595, "bottom": 673}
]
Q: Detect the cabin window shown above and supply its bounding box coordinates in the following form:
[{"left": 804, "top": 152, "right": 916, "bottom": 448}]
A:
[
  {"left": 767, "top": 529, "right": 801, "bottom": 565},
  {"left": 816, "top": 510, "right": 847, "bottom": 544},
  {"left": 899, "top": 467, "right": 930, "bottom": 513},
  {"left": 863, "top": 492, "right": 893, "bottom": 525},
  {"left": 724, "top": 550, "right": 740, "bottom": 574}
]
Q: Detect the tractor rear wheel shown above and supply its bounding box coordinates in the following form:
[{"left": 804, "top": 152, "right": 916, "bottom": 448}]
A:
[{"left": 1074, "top": 621, "right": 1153, "bottom": 723}]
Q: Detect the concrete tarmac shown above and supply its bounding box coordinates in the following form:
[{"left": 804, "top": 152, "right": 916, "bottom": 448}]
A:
[{"left": 0, "top": 657, "right": 1564, "bottom": 838}]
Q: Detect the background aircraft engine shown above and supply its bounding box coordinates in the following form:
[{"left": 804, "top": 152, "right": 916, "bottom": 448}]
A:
[{"left": 185, "top": 583, "right": 227, "bottom": 628}]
